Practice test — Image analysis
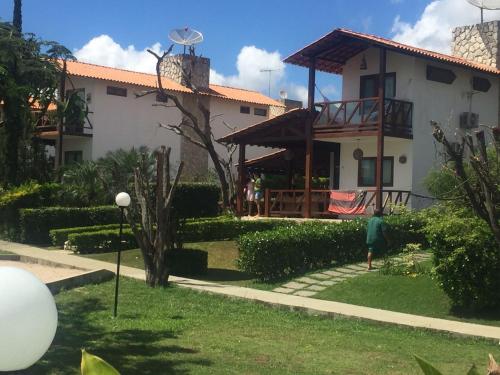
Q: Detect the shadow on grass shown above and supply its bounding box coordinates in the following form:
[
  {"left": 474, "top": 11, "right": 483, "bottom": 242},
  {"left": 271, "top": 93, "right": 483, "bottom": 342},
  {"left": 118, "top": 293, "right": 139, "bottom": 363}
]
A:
[
  {"left": 451, "top": 306, "right": 500, "bottom": 323},
  {"left": 29, "top": 295, "right": 212, "bottom": 374}
]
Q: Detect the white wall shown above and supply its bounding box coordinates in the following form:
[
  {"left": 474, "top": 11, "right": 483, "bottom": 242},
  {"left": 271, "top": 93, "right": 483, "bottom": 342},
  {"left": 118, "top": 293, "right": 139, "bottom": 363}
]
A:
[
  {"left": 341, "top": 47, "right": 499, "bottom": 208},
  {"left": 65, "top": 76, "right": 279, "bottom": 169}
]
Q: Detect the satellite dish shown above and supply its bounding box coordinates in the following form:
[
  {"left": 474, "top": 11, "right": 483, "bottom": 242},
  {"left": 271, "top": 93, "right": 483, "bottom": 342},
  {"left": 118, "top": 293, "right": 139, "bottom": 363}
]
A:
[
  {"left": 466, "top": 0, "right": 500, "bottom": 22},
  {"left": 168, "top": 27, "right": 204, "bottom": 46},
  {"left": 279, "top": 90, "right": 288, "bottom": 100}
]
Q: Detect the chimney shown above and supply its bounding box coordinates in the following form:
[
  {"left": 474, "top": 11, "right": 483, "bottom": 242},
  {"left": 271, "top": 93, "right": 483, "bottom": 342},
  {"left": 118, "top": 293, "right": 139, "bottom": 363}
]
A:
[
  {"left": 160, "top": 54, "right": 210, "bottom": 88},
  {"left": 159, "top": 53, "right": 211, "bottom": 180},
  {"left": 452, "top": 21, "right": 500, "bottom": 69}
]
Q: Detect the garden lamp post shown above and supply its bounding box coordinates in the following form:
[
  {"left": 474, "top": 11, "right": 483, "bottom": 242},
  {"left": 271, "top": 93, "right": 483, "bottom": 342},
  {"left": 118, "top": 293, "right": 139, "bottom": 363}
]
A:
[{"left": 114, "top": 192, "right": 130, "bottom": 318}]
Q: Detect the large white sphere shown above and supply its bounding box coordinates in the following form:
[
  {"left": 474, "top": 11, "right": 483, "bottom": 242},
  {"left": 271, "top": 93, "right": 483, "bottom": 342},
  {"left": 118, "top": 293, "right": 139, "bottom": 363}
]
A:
[
  {"left": 115, "top": 192, "right": 131, "bottom": 207},
  {"left": 0, "top": 267, "right": 58, "bottom": 371}
]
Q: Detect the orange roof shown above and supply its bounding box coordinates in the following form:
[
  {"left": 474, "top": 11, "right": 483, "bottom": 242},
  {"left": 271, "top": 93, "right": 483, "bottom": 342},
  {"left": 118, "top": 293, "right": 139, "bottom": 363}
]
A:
[
  {"left": 63, "top": 60, "right": 284, "bottom": 107},
  {"left": 284, "top": 28, "right": 500, "bottom": 75}
]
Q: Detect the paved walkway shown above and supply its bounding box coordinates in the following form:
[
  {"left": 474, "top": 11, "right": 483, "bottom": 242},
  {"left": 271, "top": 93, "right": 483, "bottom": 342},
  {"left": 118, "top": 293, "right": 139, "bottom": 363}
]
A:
[
  {"left": 274, "top": 252, "right": 432, "bottom": 297},
  {"left": 1, "top": 240, "right": 500, "bottom": 341}
]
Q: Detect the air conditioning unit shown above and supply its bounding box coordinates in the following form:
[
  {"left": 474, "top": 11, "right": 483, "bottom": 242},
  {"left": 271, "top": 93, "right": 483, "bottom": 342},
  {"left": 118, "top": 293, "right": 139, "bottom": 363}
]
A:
[{"left": 459, "top": 112, "right": 479, "bottom": 129}]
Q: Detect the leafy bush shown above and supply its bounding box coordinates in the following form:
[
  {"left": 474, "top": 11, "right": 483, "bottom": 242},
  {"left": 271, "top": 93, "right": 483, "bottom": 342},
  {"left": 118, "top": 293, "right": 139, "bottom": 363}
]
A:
[
  {"left": 167, "top": 248, "right": 208, "bottom": 276},
  {"left": 238, "top": 213, "right": 426, "bottom": 281},
  {"left": 423, "top": 208, "right": 500, "bottom": 310},
  {"left": 19, "top": 206, "right": 120, "bottom": 244},
  {"left": 0, "top": 182, "right": 61, "bottom": 240},
  {"left": 68, "top": 229, "right": 136, "bottom": 254},
  {"left": 379, "top": 243, "right": 428, "bottom": 276},
  {"left": 50, "top": 224, "right": 124, "bottom": 247},
  {"left": 173, "top": 183, "right": 220, "bottom": 218}
]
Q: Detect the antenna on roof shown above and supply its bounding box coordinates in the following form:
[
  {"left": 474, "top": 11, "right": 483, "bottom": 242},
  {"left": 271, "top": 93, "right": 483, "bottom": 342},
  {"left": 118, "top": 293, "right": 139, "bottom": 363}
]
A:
[
  {"left": 466, "top": 0, "right": 500, "bottom": 23},
  {"left": 259, "top": 68, "right": 282, "bottom": 96},
  {"left": 168, "top": 27, "right": 204, "bottom": 54}
]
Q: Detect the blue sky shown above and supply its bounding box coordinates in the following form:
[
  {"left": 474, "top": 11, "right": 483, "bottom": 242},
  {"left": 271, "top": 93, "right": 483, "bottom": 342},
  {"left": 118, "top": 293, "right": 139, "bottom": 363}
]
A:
[{"left": 0, "top": 0, "right": 494, "bottom": 102}]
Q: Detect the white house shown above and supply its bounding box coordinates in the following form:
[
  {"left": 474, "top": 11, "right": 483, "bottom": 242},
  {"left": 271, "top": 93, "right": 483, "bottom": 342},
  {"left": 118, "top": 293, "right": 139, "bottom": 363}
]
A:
[
  {"left": 35, "top": 56, "right": 286, "bottom": 179},
  {"left": 220, "top": 21, "right": 500, "bottom": 217}
]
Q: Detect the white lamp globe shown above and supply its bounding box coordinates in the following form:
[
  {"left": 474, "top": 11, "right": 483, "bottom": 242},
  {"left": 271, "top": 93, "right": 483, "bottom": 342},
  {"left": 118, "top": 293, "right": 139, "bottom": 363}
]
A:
[
  {"left": 115, "top": 192, "right": 131, "bottom": 207},
  {"left": 0, "top": 267, "right": 58, "bottom": 371}
]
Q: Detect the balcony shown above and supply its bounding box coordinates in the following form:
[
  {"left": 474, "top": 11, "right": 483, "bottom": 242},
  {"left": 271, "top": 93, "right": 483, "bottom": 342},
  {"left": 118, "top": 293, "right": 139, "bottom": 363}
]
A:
[
  {"left": 313, "top": 97, "right": 413, "bottom": 139},
  {"left": 33, "top": 110, "right": 93, "bottom": 138}
]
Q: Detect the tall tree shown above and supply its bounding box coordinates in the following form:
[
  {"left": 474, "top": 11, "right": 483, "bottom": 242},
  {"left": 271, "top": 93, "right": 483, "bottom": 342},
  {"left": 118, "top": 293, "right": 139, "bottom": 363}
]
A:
[
  {"left": 13, "top": 0, "right": 22, "bottom": 33},
  {"left": 137, "top": 47, "right": 237, "bottom": 209},
  {"left": 0, "top": 21, "right": 72, "bottom": 186}
]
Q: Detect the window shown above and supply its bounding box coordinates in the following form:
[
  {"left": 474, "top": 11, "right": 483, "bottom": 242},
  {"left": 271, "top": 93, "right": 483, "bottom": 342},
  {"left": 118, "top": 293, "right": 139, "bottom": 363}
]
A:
[
  {"left": 426, "top": 65, "right": 456, "bottom": 84},
  {"left": 106, "top": 86, "right": 127, "bottom": 97},
  {"left": 254, "top": 107, "right": 267, "bottom": 116},
  {"left": 472, "top": 76, "right": 491, "bottom": 92},
  {"left": 156, "top": 92, "right": 168, "bottom": 103},
  {"left": 359, "top": 73, "right": 396, "bottom": 99},
  {"left": 64, "top": 151, "right": 83, "bottom": 166},
  {"left": 358, "top": 157, "right": 394, "bottom": 187},
  {"left": 240, "top": 106, "right": 250, "bottom": 114}
]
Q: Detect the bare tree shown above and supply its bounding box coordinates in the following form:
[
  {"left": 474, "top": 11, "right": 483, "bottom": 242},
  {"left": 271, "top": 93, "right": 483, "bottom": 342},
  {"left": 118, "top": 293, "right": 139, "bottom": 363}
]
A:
[
  {"left": 126, "top": 146, "right": 183, "bottom": 287},
  {"left": 431, "top": 121, "right": 500, "bottom": 245},
  {"left": 136, "top": 46, "right": 237, "bottom": 209}
]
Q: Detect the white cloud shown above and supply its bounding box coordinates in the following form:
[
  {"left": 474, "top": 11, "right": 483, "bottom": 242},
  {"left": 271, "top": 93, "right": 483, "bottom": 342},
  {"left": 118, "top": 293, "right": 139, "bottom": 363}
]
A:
[
  {"left": 74, "top": 34, "right": 162, "bottom": 73},
  {"left": 210, "top": 45, "right": 285, "bottom": 93},
  {"left": 391, "top": 0, "right": 500, "bottom": 53}
]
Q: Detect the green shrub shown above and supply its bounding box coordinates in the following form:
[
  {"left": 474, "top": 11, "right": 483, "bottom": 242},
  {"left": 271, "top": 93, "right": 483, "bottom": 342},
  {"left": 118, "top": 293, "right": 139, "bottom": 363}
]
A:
[
  {"left": 19, "top": 206, "right": 120, "bottom": 244},
  {"left": 180, "top": 217, "right": 295, "bottom": 242},
  {"left": 0, "top": 182, "right": 61, "bottom": 240},
  {"left": 50, "top": 224, "right": 125, "bottom": 247},
  {"left": 68, "top": 229, "right": 137, "bottom": 254},
  {"left": 238, "top": 213, "right": 426, "bottom": 281},
  {"left": 423, "top": 210, "right": 500, "bottom": 310},
  {"left": 173, "top": 183, "right": 220, "bottom": 218},
  {"left": 167, "top": 248, "right": 208, "bottom": 276}
]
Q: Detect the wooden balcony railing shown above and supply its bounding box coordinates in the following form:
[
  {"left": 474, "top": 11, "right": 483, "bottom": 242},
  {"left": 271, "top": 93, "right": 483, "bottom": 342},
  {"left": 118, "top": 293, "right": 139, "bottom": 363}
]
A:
[
  {"left": 33, "top": 110, "right": 93, "bottom": 136},
  {"left": 313, "top": 97, "right": 413, "bottom": 138},
  {"left": 263, "top": 188, "right": 411, "bottom": 217}
]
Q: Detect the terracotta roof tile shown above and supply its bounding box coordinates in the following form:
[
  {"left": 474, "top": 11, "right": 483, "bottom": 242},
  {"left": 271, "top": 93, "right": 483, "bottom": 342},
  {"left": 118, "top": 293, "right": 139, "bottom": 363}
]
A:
[
  {"left": 64, "top": 60, "right": 284, "bottom": 107},
  {"left": 284, "top": 28, "right": 500, "bottom": 75}
]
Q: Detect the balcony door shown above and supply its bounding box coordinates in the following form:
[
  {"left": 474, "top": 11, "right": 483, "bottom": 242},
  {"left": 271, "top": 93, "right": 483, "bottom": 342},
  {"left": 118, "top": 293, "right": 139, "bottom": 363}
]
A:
[{"left": 359, "top": 73, "right": 396, "bottom": 119}]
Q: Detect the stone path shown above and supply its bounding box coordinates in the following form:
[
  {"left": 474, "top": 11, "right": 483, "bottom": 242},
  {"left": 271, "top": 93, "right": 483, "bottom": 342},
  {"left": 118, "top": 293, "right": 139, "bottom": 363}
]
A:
[
  {"left": 273, "top": 252, "right": 432, "bottom": 297},
  {"left": 2, "top": 240, "right": 500, "bottom": 341}
]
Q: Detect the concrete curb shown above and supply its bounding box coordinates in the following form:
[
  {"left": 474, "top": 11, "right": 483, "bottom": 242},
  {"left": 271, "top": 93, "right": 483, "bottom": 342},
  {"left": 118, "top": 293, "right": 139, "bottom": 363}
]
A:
[{"left": 47, "top": 269, "right": 115, "bottom": 294}]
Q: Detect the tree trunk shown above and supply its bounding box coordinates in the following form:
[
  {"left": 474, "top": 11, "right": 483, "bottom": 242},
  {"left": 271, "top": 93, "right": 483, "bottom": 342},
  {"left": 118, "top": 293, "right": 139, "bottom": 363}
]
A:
[{"left": 206, "top": 143, "right": 230, "bottom": 208}]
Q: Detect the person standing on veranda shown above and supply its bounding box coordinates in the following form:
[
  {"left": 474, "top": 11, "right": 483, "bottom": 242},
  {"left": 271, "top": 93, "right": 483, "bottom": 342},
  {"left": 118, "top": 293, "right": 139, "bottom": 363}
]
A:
[
  {"left": 244, "top": 177, "right": 255, "bottom": 216},
  {"left": 253, "top": 174, "right": 263, "bottom": 216},
  {"left": 366, "top": 209, "right": 389, "bottom": 270}
]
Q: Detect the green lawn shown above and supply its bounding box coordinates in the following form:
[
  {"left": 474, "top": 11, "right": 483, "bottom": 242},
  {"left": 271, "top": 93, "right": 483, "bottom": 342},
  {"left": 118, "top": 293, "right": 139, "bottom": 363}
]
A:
[
  {"left": 79, "top": 241, "right": 281, "bottom": 290},
  {"left": 30, "top": 278, "right": 500, "bottom": 374},
  {"left": 314, "top": 261, "right": 500, "bottom": 327}
]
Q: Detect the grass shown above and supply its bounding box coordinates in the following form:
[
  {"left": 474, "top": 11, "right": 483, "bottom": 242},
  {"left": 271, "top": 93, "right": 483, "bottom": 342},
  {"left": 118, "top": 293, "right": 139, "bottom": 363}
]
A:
[
  {"left": 314, "top": 260, "right": 500, "bottom": 327},
  {"left": 30, "top": 278, "right": 500, "bottom": 374},
  {"left": 79, "top": 241, "right": 281, "bottom": 290}
]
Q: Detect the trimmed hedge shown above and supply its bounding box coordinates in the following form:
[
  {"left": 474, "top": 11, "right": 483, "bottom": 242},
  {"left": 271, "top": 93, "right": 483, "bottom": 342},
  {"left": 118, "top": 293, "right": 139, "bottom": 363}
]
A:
[
  {"left": 168, "top": 248, "right": 208, "bottom": 276},
  {"left": 64, "top": 217, "right": 294, "bottom": 254},
  {"left": 423, "top": 211, "right": 500, "bottom": 310},
  {"left": 173, "top": 183, "right": 219, "bottom": 218},
  {"left": 180, "top": 217, "right": 295, "bottom": 242},
  {"left": 19, "top": 206, "right": 120, "bottom": 244},
  {"left": 50, "top": 224, "right": 125, "bottom": 247},
  {"left": 0, "top": 182, "right": 61, "bottom": 241},
  {"left": 238, "top": 214, "right": 426, "bottom": 281},
  {"left": 68, "top": 229, "right": 136, "bottom": 254}
]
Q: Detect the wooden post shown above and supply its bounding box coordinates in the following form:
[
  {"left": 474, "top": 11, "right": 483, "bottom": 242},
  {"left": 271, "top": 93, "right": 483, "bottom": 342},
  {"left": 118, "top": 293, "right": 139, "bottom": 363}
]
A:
[
  {"left": 236, "top": 144, "right": 246, "bottom": 216},
  {"left": 304, "top": 57, "right": 316, "bottom": 218},
  {"left": 57, "top": 60, "right": 67, "bottom": 172},
  {"left": 375, "top": 48, "right": 386, "bottom": 211},
  {"left": 264, "top": 188, "right": 270, "bottom": 217}
]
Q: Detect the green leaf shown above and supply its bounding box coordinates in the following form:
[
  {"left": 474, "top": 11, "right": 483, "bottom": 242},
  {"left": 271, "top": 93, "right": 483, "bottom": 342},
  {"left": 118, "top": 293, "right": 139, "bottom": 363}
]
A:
[
  {"left": 414, "top": 355, "right": 444, "bottom": 375},
  {"left": 81, "top": 349, "right": 120, "bottom": 375},
  {"left": 466, "top": 364, "right": 480, "bottom": 375}
]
